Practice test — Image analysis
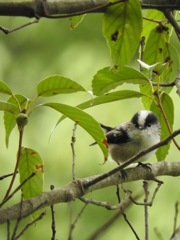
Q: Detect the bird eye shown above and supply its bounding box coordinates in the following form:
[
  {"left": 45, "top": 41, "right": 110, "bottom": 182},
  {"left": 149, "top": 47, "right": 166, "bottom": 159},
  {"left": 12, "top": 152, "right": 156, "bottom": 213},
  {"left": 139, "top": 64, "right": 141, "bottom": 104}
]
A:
[{"left": 147, "top": 123, "right": 151, "bottom": 127}]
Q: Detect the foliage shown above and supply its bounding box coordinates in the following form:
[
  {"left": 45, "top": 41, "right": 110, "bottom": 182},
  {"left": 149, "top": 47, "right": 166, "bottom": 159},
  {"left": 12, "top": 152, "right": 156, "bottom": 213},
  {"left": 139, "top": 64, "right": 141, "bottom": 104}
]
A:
[{"left": 0, "top": 0, "right": 180, "bottom": 239}]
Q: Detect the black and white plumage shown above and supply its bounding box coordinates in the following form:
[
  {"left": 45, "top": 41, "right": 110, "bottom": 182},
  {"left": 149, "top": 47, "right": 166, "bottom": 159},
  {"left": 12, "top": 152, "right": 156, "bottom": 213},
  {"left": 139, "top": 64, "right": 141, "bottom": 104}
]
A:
[{"left": 101, "top": 110, "right": 161, "bottom": 164}]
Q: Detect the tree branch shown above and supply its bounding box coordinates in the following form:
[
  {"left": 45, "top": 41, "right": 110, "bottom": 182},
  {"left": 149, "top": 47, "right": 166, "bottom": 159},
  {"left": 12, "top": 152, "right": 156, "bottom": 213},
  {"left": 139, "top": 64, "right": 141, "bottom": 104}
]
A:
[
  {"left": 0, "top": 0, "right": 180, "bottom": 18},
  {"left": 0, "top": 161, "right": 179, "bottom": 224}
]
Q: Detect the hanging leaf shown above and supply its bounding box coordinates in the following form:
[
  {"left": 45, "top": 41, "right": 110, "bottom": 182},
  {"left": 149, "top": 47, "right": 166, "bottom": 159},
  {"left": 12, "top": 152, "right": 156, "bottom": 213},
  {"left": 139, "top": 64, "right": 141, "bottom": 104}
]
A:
[
  {"left": 69, "top": 15, "right": 86, "bottom": 29},
  {"left": 143, "top": 25, "right": 179, "bottom": 84},
  {"left": 37, "top": 75, "right": 87, "bottom": 97},
  {"left": 44, "top": 102, "right": 108, "bottom": 160},
  {"left": 103, "top": 0, "right": 142, "bottom": 68},
  {"left": 92, "top": 66, "right": 148, "bottom": 96},
  {"left": 18, "top": 148, "right": 44, "bottom": 199}
]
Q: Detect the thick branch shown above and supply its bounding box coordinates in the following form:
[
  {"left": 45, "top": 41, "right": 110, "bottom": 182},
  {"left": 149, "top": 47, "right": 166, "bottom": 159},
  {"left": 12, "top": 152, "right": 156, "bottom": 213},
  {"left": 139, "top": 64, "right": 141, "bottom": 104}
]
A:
[
  {"left": 0, "top": 161, "right": 179, "bottom": 224},
  {"left": 0, "top": 0, "right": 109, "bottom": 18},
  {"left": 0, "top": 0, "right": 180, "bottom": 18}
]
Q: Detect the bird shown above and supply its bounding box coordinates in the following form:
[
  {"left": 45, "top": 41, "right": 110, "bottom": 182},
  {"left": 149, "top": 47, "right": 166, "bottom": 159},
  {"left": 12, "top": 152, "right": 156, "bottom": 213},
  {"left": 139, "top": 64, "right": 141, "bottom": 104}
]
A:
[{"left": 100, "top": 110, "right": 161, "bottom": 165}]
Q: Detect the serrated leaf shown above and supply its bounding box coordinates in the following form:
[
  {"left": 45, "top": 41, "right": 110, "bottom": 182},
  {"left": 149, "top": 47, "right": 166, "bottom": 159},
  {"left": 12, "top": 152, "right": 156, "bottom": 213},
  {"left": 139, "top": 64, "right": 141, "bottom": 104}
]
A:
[
  {"left": 150, "top": 93, "right": 174, "bottom": 161},
  {"left": 4, "top": 95, "right": 30, "bottom": 148},
  {"left": 0, "top": 81, "right": 12, "bottom": 95},
  {"left": 92, "top": 66, "right": 148, "bottom": 96},
  {"left": 44, "top": 102, "right": 108, "bottom": 160},
  {"left": 103, "top": 0, "right": 142, "bottom": 67},
  {"left": 18, "top": 148, "right": 44, "bottom": 199},
  {"left": 69, "top": 15, "right": 86, "bottom": 29},
  {"left": 37, "top": 75, "right": 87, "bottom": 97}
]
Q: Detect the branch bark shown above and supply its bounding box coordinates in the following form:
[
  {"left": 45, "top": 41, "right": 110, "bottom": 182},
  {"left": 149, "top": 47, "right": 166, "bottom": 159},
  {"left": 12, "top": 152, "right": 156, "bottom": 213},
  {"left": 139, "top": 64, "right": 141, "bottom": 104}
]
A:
[
  {"left": 0, "top": 161, "right": 179, "bottom": 224},
  {"left": 0, "top": 0, "right": 180, "bottom": 18}
]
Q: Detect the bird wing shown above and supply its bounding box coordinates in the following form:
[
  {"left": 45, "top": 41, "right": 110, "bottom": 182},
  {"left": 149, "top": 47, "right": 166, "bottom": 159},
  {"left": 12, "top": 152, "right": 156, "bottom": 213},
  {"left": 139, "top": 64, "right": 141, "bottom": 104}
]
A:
[{"left": 106, "top": 126, "right": 131, "bottom": 144}]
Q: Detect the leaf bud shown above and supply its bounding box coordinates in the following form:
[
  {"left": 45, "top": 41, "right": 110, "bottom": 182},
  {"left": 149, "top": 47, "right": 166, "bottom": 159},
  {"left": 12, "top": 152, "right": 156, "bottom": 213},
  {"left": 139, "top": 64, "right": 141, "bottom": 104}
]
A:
[{"left": 16, "top": 113, "right": 28, "bottom": 128}]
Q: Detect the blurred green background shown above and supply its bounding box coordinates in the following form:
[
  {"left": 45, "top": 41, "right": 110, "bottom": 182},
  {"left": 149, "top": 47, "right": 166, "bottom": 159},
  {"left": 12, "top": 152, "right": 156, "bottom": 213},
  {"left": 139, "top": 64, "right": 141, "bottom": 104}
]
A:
[{"left": 0, "top": 12, "right": 179, "bottom": 240}]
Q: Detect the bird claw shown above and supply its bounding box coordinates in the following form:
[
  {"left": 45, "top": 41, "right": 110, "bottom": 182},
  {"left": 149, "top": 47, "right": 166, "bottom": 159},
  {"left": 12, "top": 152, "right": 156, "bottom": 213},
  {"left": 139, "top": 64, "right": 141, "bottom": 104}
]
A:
[
  {"left": 119, "top": 169, "right": 127, "bottom": 181},
  {"left": 137, "top": 162, "right": 152, "bottom": 171}
]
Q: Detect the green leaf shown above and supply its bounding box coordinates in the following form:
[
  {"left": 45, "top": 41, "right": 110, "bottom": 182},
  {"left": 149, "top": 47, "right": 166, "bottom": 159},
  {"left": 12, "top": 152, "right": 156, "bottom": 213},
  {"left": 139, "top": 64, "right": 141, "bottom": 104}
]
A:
[
  {"left": 44, "top": 102, "right": 108, "bottom": 160},
  {"left": 140, "top": 84, "right": 153, "bottom": 109},
  {"left": 69, "top": 15, "right": 86, "bottom": 29},
  {"left": 150, "top": 93, "right": 174, "bottom": 161},
  {"left": 103, "top": 0, "right": 142, "bottom": 68},
  {"left": 142, "top": 10, "right": 165, "bottom": 39},
  {"left": 143, "top": 26, "right": 179, "bottom": 84},
  {"left": 143, "top": 25, "right": 169, "bottom": 65},
  {"left": 77, "top": 90, "right": 144, "bottom": 110},
  {"left": 162, "top": 44, "right": 179, "bottom": 86},
  {"left": 37, "top": 75, "right": 87, "bottom": 97},
  {"left": 57, "top": 90, "right": 145, "bottom": 126},
  {"left": 4, "top": 95, "right": 29, "bottom": 148},
  {"left": 0, "top": 102, "right": 18, "bottom": 114},
  {"left": 18, "top": 148, "right": 44, "bottom": 199},
  {"left": 4, "top": 112, "right": 16, "bottom": 148},
  {"left": 0, "top": 81, "right": 12, "bottom": 95},
  {"left": 92, "top": 66, "right": 148, "bottom": 96}
]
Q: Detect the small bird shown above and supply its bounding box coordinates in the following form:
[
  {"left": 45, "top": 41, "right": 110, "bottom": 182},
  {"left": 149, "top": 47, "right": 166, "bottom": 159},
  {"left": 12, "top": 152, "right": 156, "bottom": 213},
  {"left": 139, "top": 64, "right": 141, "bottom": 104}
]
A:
[{"left": 100, "top": 110, "right": 161, "bottom": 164}]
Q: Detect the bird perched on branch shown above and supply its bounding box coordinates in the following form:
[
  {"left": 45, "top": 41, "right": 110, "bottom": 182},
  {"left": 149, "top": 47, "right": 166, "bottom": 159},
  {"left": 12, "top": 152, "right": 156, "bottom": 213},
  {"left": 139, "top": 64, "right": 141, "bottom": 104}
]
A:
[{"left": 99, "top": 110, "right": 161, "bottom": 164}]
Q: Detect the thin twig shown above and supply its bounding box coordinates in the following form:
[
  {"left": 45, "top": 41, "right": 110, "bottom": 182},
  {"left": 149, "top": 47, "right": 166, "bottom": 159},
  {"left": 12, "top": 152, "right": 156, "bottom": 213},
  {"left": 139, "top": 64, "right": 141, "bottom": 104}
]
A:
[
  {"left": 7, "top": 220, "right": 10, "bottom": 240},
  {"left": 0, "top": 18, "right": 39, "bottom": 34},
  {"left": 151, "top": 81, "right": 176, "bottom": 87},
  {"left": 71, "top": 123, "right": 77, "bottom": 180},
  {"left": 140, "top": 36, "right": 145, "bottom": 71},
  {"left": 143, "top": 181, "right": 149, "bottom": 240},
  {"left": 130, "top": 182, "right": 163, "bottom": 206},
  {"left": 68, "top": 202, "right": 89, "bottom": 240},
  {"left": 14, "top": 212, "right": 46, "bottom": 240},
  {"left": 173, "top": 202, "right": 179, "bottom": 232},
  {"left": 143, "top": 16, "right": 167, "bottom": 24},
  {"left": 81, "top": 191, "right": 140, "bottom": 239},
  {"left": 162, "top": 10, "right": 180, "bottom": 40},
  {"left": 50, "top": 185, "right": 56, "bottom": 240},
  {"left": 87, "top": 190, "right": 144, "bottom": 240},
  {"left": 10, "top": 195, "right": 24, "bottom": 240},
  {"left": 0, "top": 172, "right": 18, "bottom": 181},
  {"left": 0, "top": 172, "right": 36, "bottom": 207},
  {"left": 79, "top": 190, "right": 131, "bottom": 210},
  {"left": 122, "top": 210, "right": 140, "bottom": 240},
  {"left": 154, "top": 91, "right": 180, "bottom": 150},
  {"left": 116, "top": 185, "right": 121, "bottom": 203}
]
